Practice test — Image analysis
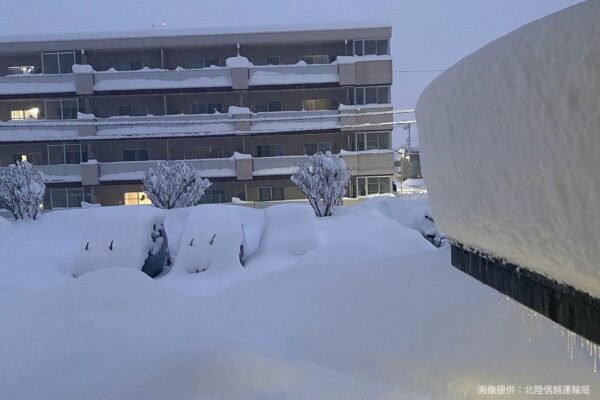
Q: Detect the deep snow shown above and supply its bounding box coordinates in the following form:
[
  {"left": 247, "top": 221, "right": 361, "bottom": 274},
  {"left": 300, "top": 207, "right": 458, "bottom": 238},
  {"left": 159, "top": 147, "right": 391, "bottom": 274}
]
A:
[
  {"left": 0, "top": 197, "right": 598, "bottom": 399},
  {"left": 417, "top": 0, "right": 600, "bottom": 297}
]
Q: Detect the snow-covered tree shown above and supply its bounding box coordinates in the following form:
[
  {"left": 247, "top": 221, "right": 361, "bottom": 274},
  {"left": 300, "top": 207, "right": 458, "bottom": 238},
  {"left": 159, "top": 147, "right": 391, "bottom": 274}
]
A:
[
  {"left": 0, "top": 160, "right": 45, "bottom": 220},
  {"left": 142, "top": 161, "right": 211, "bottom": 209},
  {"left": 291, "top": 152, "right": 351, "bottom": 217}
]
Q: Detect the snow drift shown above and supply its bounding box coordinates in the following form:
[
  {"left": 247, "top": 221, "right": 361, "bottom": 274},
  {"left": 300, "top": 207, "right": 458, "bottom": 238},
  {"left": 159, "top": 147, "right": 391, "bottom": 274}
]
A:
[
  {"left": 261, "top": 204, "right": 320, "bottom": 256},
  {"left": 71, "top": 206, "right": 166, "bottom": 277},
  {"left": 416, "top": 1, "right": 600, "bottom": 297}
]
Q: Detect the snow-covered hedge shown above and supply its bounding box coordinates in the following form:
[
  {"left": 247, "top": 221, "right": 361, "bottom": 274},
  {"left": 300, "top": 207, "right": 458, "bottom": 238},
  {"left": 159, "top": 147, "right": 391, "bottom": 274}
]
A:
[
  {"left": 0, "top": 161, "right": 45, "bottom": 220},
  {"left": 291, "top": 152, "right": 351, "bottom": 217},
  {"left": 142, "top": 161, "right": 211, "bottom": 209}
]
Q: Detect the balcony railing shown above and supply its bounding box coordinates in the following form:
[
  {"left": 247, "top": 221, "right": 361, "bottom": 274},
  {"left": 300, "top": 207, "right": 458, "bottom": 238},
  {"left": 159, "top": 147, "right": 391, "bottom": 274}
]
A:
[
  {"left": 0, "top": 54, "right": 392, "bottom": 96},
  {"left": 93, "top": 67, "right": 232, "bottom": 91},
  {"left": 0, "top": 73, "right": 75, "bottom": 95},
  {"left": 249, "top": 64, "right": 339, "bottom": 86}
]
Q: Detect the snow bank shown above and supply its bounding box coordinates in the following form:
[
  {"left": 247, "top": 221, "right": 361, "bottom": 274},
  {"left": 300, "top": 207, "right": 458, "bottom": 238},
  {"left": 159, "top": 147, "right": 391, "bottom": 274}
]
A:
[
  {"left": 260, "top": 204, "right": 320, "bottom": 256},
  {"left": 417, "top": 1, "right": 600, "bottom": 296},
  {"left": 174, "top": 205, "right": 245, "bottom": 274},
  {"left": 71, "top": 206, "right": 165, "bottom": 277}
]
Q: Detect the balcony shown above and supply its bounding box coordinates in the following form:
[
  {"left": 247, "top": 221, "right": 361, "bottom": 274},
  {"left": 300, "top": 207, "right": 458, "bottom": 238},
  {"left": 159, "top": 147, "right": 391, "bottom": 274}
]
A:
[
  {"left": 249, "top": 63, "right": 339, "bottom": 87},
  {"left": 0, "top": 104, "right": 396, "bottom": 142},
  {"left": 0, "top": 55, "right": 392, "bottom": 96},
  {"left": 0, "top": 73, "right": 75, "bottom": 96},
  {"left": 93, "top": 67, "right": 232, "bottom": 92},
  {"left": 97, "top": 158, "right": 236, "bottom": 182}
]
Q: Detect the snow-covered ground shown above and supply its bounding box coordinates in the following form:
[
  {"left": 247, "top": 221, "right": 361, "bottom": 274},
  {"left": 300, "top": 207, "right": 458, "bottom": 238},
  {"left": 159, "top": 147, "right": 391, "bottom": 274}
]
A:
[{"left": 0, "top": 196, "right": 598, "bottom": 399}]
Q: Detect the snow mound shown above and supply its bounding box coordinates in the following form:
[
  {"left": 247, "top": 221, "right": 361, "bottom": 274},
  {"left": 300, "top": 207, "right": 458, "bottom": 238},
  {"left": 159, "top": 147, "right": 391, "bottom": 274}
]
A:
[
  {"left": 174, "top": 205, "right": 245, "bottom": 274},
  {"left": 71, "top": 206, "right": 165, "bottom": 277},
  {"left": 225, "top": 55, "right": 251, "bottom": 68},
  {"left": 261, "top": 204, "right": 320, "bottom": 256},
  {"left": 417, "top": 1, "right": 600, "bottom": 296}
]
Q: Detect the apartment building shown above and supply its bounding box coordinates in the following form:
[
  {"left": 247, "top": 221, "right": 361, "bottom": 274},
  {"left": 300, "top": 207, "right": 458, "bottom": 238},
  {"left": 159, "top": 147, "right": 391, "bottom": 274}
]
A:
[{"left": 0, "top": 26, "right": 395, "bottom": 208}]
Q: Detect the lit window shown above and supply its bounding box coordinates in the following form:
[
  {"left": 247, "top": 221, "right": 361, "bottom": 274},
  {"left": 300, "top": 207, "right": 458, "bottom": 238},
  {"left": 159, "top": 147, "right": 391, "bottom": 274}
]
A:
[
  {"left": 302, "top": 99, "right": 330, "bottom": 111},
  {"left": 124, "top": 192, "right": 152, "bottom": 205},
  {"left": 8, "top": 66, "right": 37, "bottom": 75},
  {"left": 10, "top": 107, "right": 39, "bottom": 120}
]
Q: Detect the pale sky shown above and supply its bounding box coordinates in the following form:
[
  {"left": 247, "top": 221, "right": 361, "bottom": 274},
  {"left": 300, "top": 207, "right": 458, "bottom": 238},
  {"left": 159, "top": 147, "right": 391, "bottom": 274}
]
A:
[{"left": 0, "top": 0, "right": 585, "bottom": 146}]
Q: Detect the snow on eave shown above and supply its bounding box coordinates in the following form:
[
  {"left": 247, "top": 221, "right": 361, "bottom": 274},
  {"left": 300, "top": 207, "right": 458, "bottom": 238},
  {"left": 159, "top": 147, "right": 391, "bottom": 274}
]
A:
[{"left": 0, "top": 22, "right": 391, "bottom": 47}]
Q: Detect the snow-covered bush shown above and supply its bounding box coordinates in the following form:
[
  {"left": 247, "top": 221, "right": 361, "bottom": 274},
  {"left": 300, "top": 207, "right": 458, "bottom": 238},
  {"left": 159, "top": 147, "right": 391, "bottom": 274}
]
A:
[
  {"left": 0, "top": 161, "right": 45, "bottom": 220},
  {"left": 142, "top": 161, "right": 211, "bottom": 209},
  {"left": 291, "top": 152, "right": 351, "bottom": 217}
]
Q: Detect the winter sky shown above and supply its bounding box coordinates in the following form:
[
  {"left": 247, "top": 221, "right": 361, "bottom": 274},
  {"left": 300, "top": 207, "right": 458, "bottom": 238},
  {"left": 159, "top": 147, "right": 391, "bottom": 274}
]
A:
[{"left": 0, "top": 0, "right": 585, "bottom": 144}]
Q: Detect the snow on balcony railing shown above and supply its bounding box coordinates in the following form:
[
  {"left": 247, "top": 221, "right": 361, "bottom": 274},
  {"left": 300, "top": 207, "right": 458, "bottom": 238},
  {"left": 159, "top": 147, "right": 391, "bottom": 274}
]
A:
[
  {"left": 0, "top": 124, "right": 80, "bottom": 141},
  {"left": 34, "top": 164, "right": 82, "bottom": 182},
  {"left": 93, "top": 66, "right": 232, "bottom": 91},
  {"left": 0, "top": 73, "right": 75, "bottom": 95},
  {"left": 98, "top": 158, "right": 235, "bottom": 182},
  {"left": 249, "top": 63, "right": 338, "bottom": 86},
  {"left": 253, "top": 155, "right": 308, "bottom": 176},
  {"left": 251, "top": 110, "right": 339, "bottom": 133}
]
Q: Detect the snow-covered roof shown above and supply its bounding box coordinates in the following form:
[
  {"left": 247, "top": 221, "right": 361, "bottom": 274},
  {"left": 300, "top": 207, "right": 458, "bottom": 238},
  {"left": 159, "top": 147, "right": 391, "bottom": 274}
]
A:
[{"left": 0, "top": 24, "right": 391, "bottom": 52}]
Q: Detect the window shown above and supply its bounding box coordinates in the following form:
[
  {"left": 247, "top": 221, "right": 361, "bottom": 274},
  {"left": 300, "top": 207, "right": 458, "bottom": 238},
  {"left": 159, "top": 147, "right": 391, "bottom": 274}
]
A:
[
  {"left": 301, "top": 54, "right": 329, "bottom": 64},
  {"left": 117, "top": 105, "right": 147, "bottom": 117},
  {"left": 199, "top": 189, "right": 226, "bottom": 204},
  {"left": 189, "top": 57, "right": 220, "bottom": 69},
  {"left": 259, "top": 187, "right": 284, "bottom": 202},
  {"left": 48, "top": 143, "right": 87, "bottom": 165},
  {"left": 41, "top": 51, "right": 75, "bottom": 74},
  {"left": 197, "top": 146, "right": 224, "bottom": 159},
  {"left": 123, "top": 149, "right": 149, "bottom": 161},
  {"left": 354, "top": 86, "right": 390, "bottom": 105},
  {"left": 44, "top": 98, "right": 79, "bottom": 120},
  {"left": 8, "top": 66, "right": 37, "bottom": 75},
  {"left": 353, "top": 39, "right": 389, "bottom": 56},
  {"left": 354, "top": 176, "right": 391, "bottom": 197},
  {"left": 124, "top": 192, "right": 152, "bottom": 205},
  {"left": 302, "top": 99, "right": 330, "bottom": 111},
  {"left": 355, "top": 132, "right": 391, "bottom": 151},
  {"left": 13, "top": 152, "right": 41, "bottom": 165},
  {"left": 115, "top": 59, "right": 145, "bottom": 71},
  {"left": 304, "top": 142, "right": 331, "bottom": 155},
  {"left": 191, "top": 103, "right": 222, "bottom": 114},
  {"left": 47, "top": 188, "right": 83, "bottom": 209},
  {"left": 256, "top": 144, "right": 284, "bottom": 158},
  {"left": 254, "top": 100, "right": 281, "bottom": 113},
  {"left": 251, "top": 56, "right": 280, "bottom": 66},
  {"left": 10, "top": 107, "right": 40, "bottom": 120}
]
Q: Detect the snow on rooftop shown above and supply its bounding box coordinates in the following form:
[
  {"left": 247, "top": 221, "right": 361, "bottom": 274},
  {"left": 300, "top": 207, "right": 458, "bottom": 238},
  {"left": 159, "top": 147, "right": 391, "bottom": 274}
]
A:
[{"left": 0, "top": 22, "right": 391, "bottom": 45}]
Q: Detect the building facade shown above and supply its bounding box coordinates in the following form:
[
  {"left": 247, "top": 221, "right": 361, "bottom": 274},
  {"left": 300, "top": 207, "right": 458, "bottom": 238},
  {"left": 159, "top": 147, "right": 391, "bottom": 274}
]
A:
[{"left": 0, "top": 26, "right": 395, "bottom": 208}]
